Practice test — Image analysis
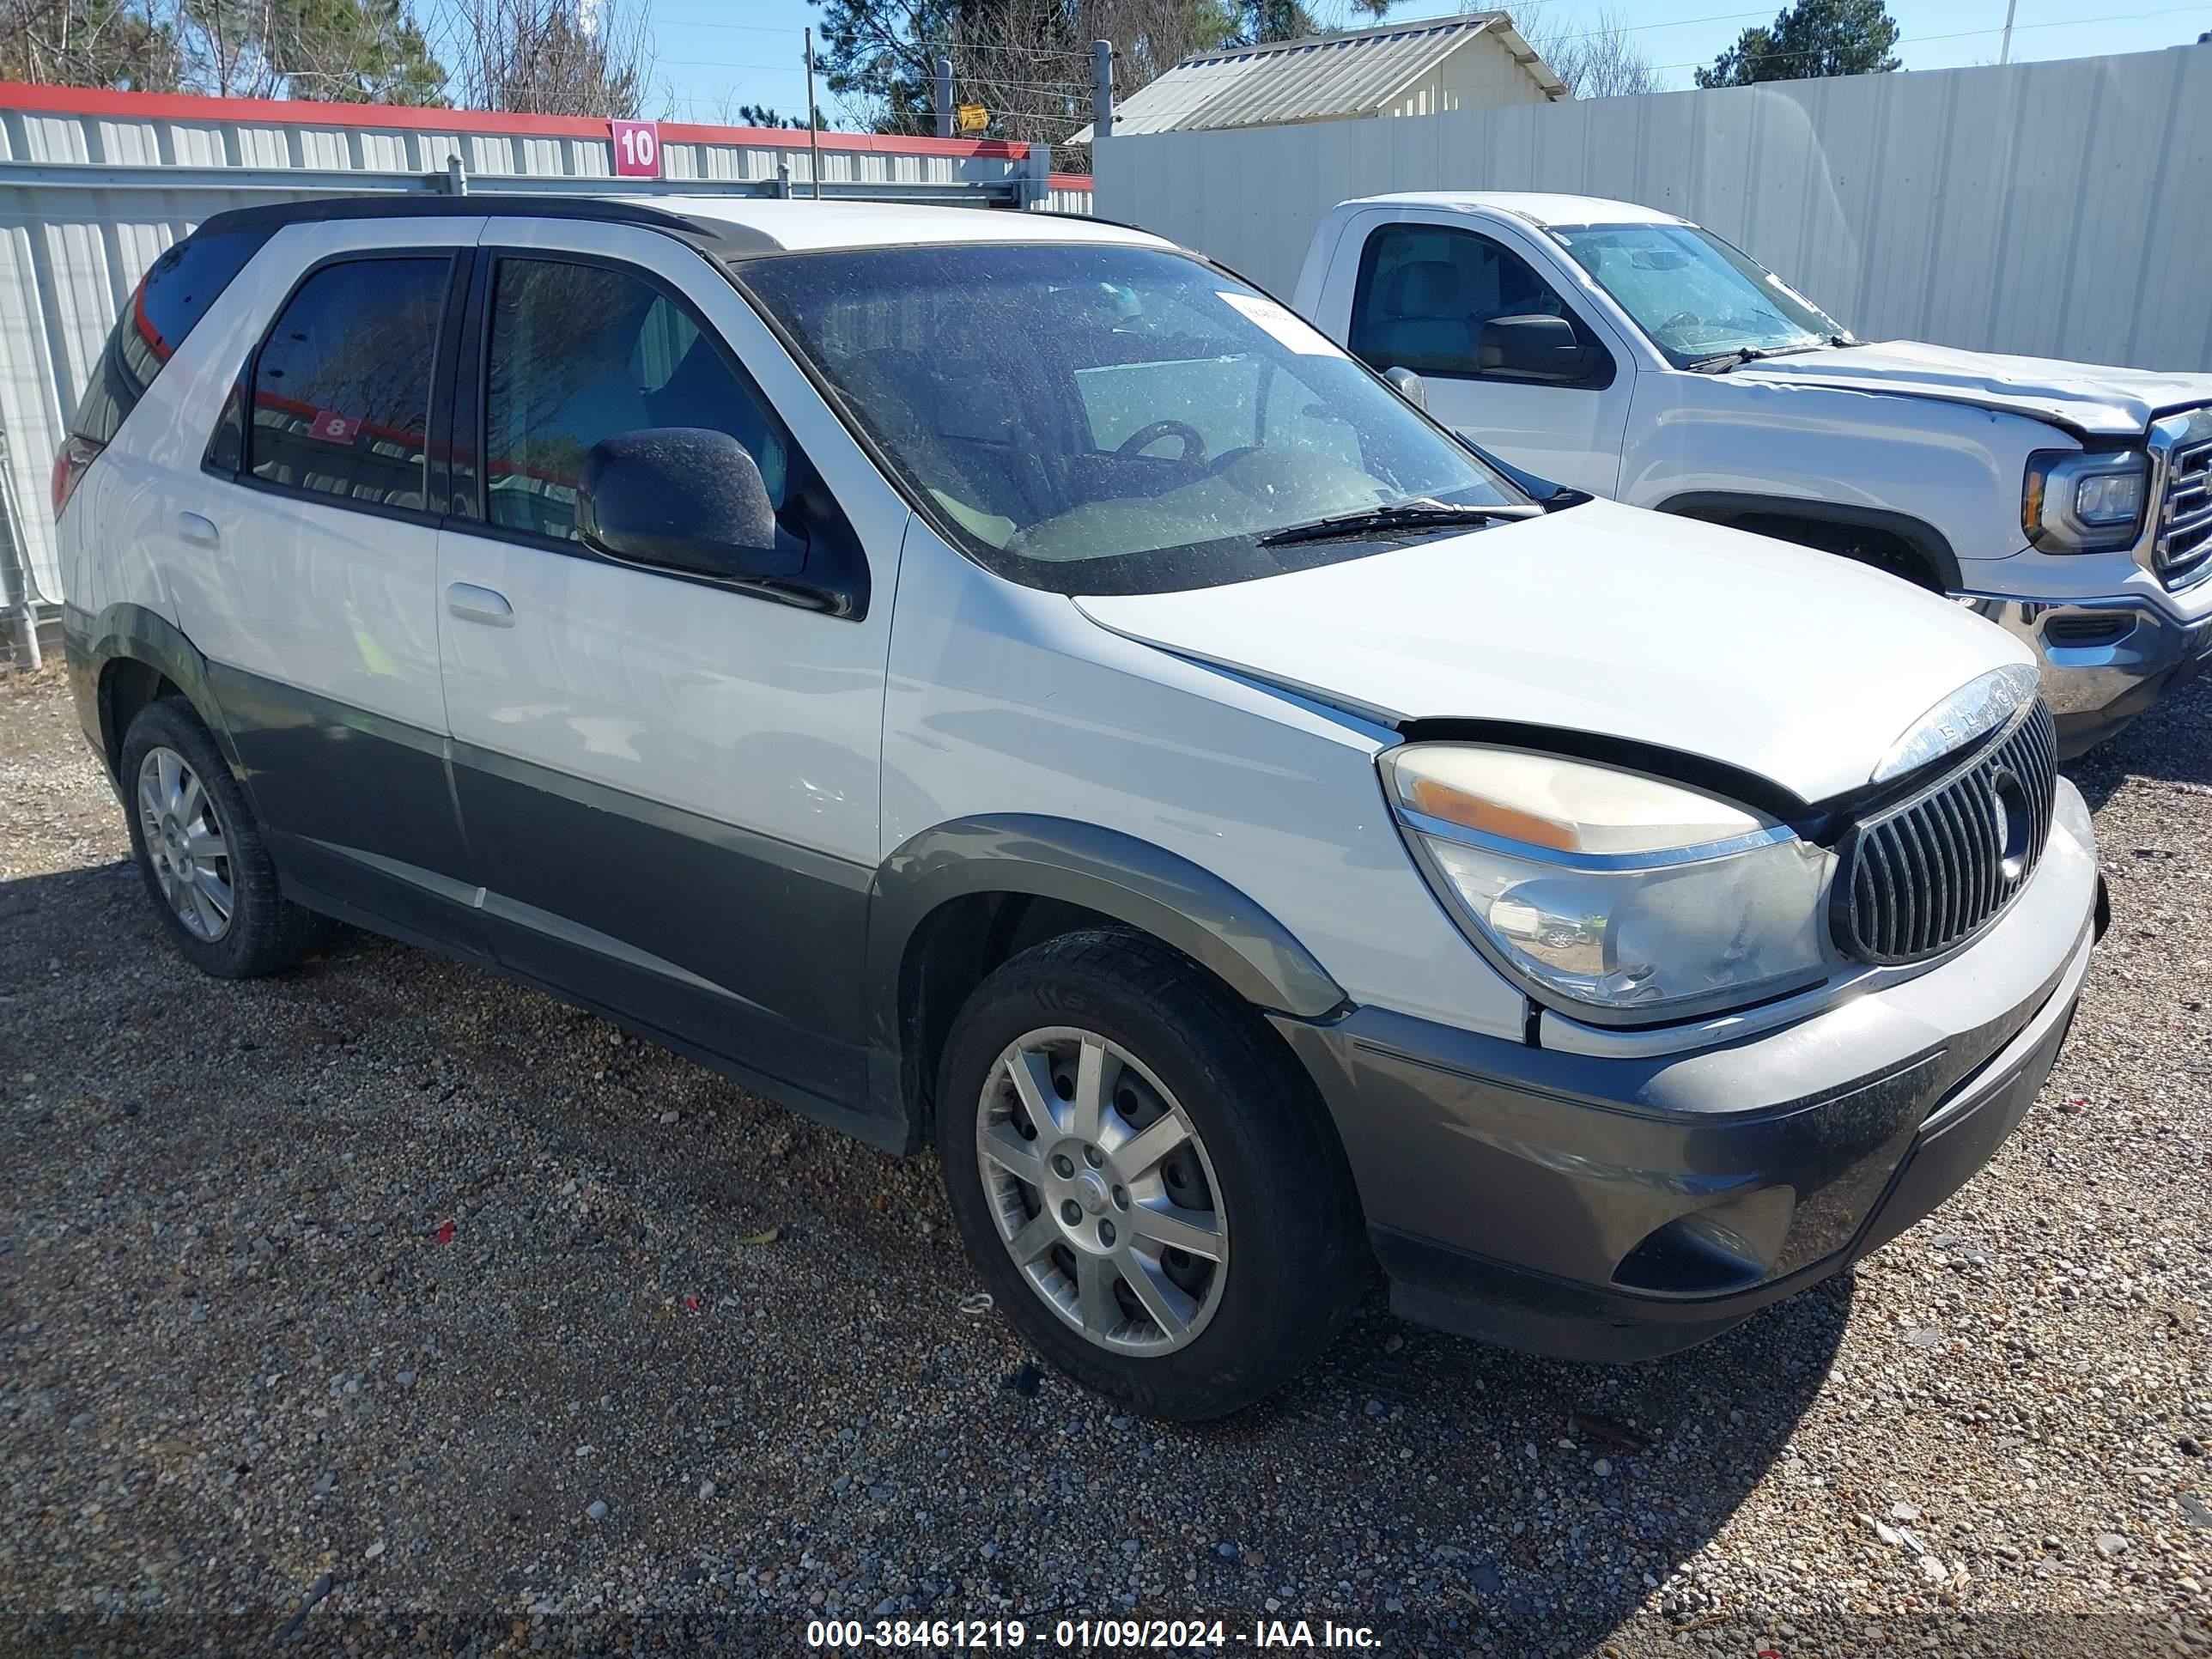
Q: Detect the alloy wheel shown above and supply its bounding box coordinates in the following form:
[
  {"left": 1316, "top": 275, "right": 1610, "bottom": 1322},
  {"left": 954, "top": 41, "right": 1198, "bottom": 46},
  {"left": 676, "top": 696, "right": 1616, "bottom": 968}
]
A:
[
  {"left": 975, "top": 1026, "right": 1228, "bottom": 1354},
  {"left": 137, "top": 745, "right": 234, "bottom": 942}
]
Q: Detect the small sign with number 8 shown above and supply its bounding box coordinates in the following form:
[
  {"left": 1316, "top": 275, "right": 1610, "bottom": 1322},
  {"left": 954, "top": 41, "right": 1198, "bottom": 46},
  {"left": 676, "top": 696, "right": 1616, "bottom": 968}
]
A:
[{"left": 611, "top": 119, "right": 660, "bottom": 179}]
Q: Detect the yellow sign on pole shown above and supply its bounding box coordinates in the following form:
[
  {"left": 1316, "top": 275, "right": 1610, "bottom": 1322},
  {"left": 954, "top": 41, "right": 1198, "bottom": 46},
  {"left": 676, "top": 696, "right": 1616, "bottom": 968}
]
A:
[{"left": 955, "top": 104, "right": 989, "bottom": 135}]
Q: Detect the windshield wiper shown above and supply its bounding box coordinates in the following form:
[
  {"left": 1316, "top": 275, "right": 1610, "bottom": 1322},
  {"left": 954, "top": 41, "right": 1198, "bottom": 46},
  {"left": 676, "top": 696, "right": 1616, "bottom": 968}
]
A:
[
  {"left": 1685, "top": 341, "right": 1835, "bottom": 374},
  {"left": 1258, "top": 499, "right": 1540, "bottom": 547}
]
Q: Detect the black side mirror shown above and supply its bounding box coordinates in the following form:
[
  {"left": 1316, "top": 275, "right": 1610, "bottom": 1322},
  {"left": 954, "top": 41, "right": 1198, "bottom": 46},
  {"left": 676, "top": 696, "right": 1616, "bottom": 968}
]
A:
[
  {"left": 579, "top": 428, "right": 800, "bottom": 580},
  {"left": 1478, "top": 313, "right": 1591, "bottom": 382}
]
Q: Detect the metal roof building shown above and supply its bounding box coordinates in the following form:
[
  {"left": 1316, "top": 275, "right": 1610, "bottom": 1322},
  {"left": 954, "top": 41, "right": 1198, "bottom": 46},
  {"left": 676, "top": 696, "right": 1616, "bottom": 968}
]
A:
[{"left": 1077, "top": 10, "right": 1565, "bottom": 142}]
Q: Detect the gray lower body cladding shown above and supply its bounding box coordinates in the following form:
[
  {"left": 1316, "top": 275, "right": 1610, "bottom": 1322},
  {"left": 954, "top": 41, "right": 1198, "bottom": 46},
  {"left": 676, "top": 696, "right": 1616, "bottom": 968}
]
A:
[
  {"left": 1273, "top": 781, "right": 2104, "bottom": 1363},
  {"left": 64, "top": 605, "right": 1346, "bottom": 1158}
]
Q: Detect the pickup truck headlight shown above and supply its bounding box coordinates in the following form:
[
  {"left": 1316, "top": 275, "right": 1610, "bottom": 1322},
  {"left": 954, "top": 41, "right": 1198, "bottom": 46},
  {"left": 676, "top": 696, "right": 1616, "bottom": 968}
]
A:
[
  {"left": 2024, "top": 450, "right": 2148, "bottom": 551},
  {"left": 1382, "top": 744, "right": 1832, "bottom": 1022}
]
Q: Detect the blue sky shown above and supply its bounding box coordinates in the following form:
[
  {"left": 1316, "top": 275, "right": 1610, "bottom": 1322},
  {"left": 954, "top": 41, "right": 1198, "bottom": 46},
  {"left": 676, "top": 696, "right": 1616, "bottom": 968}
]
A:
[{"left": 647, "top": 1, "right": 2211, "bottom": 127}]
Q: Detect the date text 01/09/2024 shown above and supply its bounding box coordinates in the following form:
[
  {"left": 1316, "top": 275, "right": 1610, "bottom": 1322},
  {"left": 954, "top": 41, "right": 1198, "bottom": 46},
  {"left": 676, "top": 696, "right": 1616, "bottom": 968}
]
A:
[{"left": 803, "top": 1618, "right": 1383, "bottom": 1650}]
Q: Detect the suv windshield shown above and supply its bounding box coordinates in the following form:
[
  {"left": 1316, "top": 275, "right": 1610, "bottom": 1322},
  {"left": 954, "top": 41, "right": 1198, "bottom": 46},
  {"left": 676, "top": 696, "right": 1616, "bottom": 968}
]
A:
[
  {"left": 735, "top": 243, "right": 1525, "bottom": 595},
  {"left": 1547, "top": 222, "right": 1847, "bottom": 368}
]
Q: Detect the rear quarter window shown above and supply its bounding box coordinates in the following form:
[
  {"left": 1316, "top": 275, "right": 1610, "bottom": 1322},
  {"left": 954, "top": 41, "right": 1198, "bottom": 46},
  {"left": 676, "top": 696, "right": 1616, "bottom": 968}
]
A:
[
  {"left": 246, "top": 256, "right": 451, "bottom": 512},
  {"left": 70, "top": 224, "right": 274, "bottom": 445}
]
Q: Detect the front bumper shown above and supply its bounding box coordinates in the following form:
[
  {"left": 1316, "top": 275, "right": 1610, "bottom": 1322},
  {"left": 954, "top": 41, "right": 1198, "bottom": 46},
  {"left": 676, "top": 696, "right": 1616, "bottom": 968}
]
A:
[
  {"left": 1960, "top": 592, "right": 2212, "bottom": 756},
  {"left": 1274, "top": 778, "right": 2102, "bottom": 1362}
]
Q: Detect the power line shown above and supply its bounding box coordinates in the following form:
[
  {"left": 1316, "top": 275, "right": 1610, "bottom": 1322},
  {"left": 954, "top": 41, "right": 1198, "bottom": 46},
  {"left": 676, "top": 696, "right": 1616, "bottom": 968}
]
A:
[
  {"left": 653, "top": 16, "right": 804, "bottom": 31},
  {"left": 653, "top": 18, "right": 1089, "bottom": 60},
  {"left": 645, "top": 47, "right": 1091, "bottom": 71}
]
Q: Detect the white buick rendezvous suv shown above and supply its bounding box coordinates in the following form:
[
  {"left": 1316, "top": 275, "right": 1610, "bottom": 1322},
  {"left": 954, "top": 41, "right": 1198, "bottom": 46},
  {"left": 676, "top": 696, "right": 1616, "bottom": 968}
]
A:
[{"left": 56, "top": 196, "right": 2103, "bottom": 1419}]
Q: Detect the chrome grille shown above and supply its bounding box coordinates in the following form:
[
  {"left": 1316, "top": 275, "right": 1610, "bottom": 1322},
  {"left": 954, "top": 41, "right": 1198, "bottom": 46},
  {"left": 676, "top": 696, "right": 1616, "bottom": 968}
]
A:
[
  {"left": 2157, "top": 435, "right": 2212, "bottom": 587},
  {"left": 1834, "top": 702, "right": 2058, "bottom": 965}
]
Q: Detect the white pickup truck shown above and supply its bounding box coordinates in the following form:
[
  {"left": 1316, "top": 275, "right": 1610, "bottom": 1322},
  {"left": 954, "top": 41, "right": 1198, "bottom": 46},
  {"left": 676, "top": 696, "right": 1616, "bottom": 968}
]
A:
[{"left": 1293, "top": 191, "right": 2212, "bottom": 755}]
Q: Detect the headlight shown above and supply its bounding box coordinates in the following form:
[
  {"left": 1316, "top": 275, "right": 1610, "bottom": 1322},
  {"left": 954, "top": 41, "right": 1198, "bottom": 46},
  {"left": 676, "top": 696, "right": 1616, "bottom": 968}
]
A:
[
  {"left": 1382, "top": 744, "right": 1833, "bottom": 1023},
  {"left": 2024, "top": 449, "right": 2148, "bottom": 550},
  {"left": 1872, "top": 662, "right": 2040, "bottom": 783}
]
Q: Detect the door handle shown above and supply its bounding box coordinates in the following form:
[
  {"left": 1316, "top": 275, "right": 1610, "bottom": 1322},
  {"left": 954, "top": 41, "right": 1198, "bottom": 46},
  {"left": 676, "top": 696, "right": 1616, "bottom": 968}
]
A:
[
  {"left": 446, "top": 583, "right": 514, "bottom": 628},
  {"left": 177, "top": 512, "right": 220, "bottom": 549}
]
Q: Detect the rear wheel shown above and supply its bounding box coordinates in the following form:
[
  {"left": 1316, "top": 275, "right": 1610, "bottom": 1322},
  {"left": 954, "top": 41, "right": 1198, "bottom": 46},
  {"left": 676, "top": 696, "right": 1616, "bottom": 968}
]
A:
[
  {"left": 120, "top": 698, "right": 329, "bottom": 978},
  {"left": 935, "top": 929, "right": 1366, "bottom": 1419}
]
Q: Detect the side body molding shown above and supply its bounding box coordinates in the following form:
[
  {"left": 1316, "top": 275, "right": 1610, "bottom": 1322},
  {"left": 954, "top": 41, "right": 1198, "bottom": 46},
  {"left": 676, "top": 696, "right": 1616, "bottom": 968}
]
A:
[{"left": 866, "top": 814, "right": 1351, "bottom": 1133}]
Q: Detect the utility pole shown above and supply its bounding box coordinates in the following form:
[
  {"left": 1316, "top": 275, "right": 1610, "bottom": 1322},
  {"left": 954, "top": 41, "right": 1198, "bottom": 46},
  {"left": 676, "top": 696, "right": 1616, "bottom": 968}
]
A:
[
  {"left": 1999, "top": 0, "right": 2018, "bottom": 64},
  {"left": 935, "top": 56, "right": 954, "bottom": 138},
  {"left": 805, "top": 27, "right": 823, "bottom": 199},
  {"left": 1091, "top": 40, "right": 1114, "bottom": 140}
]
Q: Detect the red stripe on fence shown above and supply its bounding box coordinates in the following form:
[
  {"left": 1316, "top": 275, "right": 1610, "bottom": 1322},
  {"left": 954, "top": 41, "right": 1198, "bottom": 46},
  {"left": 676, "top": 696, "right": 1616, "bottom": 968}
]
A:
[{"left": 0, "top": 80, "right": 1090, "bottom": 182}]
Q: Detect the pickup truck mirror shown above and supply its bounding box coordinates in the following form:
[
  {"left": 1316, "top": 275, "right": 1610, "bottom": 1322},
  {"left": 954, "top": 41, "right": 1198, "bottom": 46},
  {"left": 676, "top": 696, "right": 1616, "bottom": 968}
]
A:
[
  {"left": 579, "top": 428, "right": 802, "bottom": 580},
  {"left": 1478, "top": 314, "right": 1591, "bottom": 382},
  {"left": 1383, "top": 366, "right": 1428, "bottom": 410}
]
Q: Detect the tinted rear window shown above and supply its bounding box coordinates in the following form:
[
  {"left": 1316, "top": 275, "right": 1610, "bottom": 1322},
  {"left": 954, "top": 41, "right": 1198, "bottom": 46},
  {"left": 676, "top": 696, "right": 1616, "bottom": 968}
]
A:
[
  {"left": 71, "top": 224, "right": 273, "bottom": 444},
  {"left": 248, "top": 256, "right": 450, "bottom": 511}
]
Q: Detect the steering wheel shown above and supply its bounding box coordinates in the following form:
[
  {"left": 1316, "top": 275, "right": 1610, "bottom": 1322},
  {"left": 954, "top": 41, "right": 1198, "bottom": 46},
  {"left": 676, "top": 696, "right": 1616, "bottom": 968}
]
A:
[
  {"left": 1115, "top": 419, "right": 1207, "bottom": 464},
  {"left": 1660, "top": 311, "right": 1702, "bottom": 335}
]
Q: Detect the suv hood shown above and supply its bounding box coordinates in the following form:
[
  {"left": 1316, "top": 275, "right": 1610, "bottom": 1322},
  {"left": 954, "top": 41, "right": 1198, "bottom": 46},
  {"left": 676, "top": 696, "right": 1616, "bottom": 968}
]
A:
[
  {"left": 1733, "top": 339, "right": 2212, "bottom": 437},
  {"left": 1073, "top": 499, "right": 2030, "bottom": 804}
]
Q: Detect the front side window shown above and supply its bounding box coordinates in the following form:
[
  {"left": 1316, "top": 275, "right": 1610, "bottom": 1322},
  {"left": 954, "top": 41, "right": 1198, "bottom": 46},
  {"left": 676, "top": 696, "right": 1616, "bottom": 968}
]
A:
[
  {"left": 483, "top": 257, "right": 790, "bottom": 544},
  {"left": 249, "top": 256, "right": 448, "bottom": 510},
  {"left": 1347, "top": 223, "right": 1588, "bottom": 380},
  {"left": 736, "top": 243, "right": 1522, "bottom": 595},
  {"left": 1549, "top": 222, "right": 1846, "bottom": 367}
]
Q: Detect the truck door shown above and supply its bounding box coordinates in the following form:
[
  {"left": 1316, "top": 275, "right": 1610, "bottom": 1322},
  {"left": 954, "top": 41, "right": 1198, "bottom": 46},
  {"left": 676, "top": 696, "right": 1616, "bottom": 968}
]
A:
[{"left": 1340, "top": 215, "right": 1631, "bottom": 497}]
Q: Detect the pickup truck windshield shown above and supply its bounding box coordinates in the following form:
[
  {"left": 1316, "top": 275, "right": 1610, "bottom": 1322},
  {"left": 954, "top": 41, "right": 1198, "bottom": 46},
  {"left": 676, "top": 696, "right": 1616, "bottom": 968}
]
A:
[
  {"left": 735, "top": 243, "right": 1524, "bottom": 595},
  {"left": 1547, "top": 223, "right": 1847, "bottom": 368}
]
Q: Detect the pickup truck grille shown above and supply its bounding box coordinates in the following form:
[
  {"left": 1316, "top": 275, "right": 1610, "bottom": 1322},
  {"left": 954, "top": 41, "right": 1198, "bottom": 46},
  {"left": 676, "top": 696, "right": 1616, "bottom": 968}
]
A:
[
  {"left": 2157, "top": 434, "right": 2212, "bottom": 587},
  {"left": 1833, "top": 701, "right": 2058, "bottom": 965}
]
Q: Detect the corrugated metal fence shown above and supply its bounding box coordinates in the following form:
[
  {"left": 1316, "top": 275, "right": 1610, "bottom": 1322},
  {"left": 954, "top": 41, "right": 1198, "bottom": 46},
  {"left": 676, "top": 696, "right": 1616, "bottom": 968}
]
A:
[
  {"left": 1097, "top": 46, "right": 2212, "bottom": 370},
  {"left": 0, "top": 84, "right": 1094, "bottom": 621}
]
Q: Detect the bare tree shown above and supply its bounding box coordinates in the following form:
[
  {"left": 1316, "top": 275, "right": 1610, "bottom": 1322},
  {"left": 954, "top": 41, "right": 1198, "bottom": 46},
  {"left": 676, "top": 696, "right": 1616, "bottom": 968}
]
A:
[
  {"left": 1100, "top": 0, "right": 1233, "bottom": 84},
  {"left": 1518, "top": 3, "right": 1660, "bottom": 99},
  {"left": 933, "top": 0, "right": 1425, "bottom": 155},
  {"left": 3, "top": 0, "right": 440, "bottom": 98},
  {"left": 439, "top": 0, "right": 651, "bottom": 118},
  {"left": 0, "top": 0, "right": 185, "bottom": 89},
  {"left": 944, "top": 0, "right": 1091, "bottom": 147},
  {"left": 814, "top": 0, "right": 1257, "bottom": 149}
]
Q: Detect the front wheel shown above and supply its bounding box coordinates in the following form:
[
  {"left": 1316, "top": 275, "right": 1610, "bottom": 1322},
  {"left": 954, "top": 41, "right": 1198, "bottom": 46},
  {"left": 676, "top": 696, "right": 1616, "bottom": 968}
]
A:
[{"left": 935, "top": 929, "right": 1367, "bottom": 1419}]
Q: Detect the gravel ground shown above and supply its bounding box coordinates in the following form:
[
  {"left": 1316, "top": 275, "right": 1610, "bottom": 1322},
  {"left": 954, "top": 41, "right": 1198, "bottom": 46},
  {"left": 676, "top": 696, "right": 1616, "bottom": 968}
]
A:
[{"left": 2, "top": 665, "right": 2209, "bottom": 1658}]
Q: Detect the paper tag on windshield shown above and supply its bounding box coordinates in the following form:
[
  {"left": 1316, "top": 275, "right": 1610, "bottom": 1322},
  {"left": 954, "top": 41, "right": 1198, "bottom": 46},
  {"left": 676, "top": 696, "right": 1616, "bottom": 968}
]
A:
[{"left": 1218, "top": 291, "right": 1335, "bottom": 355}]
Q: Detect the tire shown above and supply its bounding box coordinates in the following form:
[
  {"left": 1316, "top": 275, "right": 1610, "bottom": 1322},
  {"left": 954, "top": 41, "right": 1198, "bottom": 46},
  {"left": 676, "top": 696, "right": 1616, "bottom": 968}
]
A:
[
  {"left": 119, "top": 697, "right": 330, "bottom": 978},
  {"left": 934, "top": 928, "right": 1368, "bottom": 1420}
]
